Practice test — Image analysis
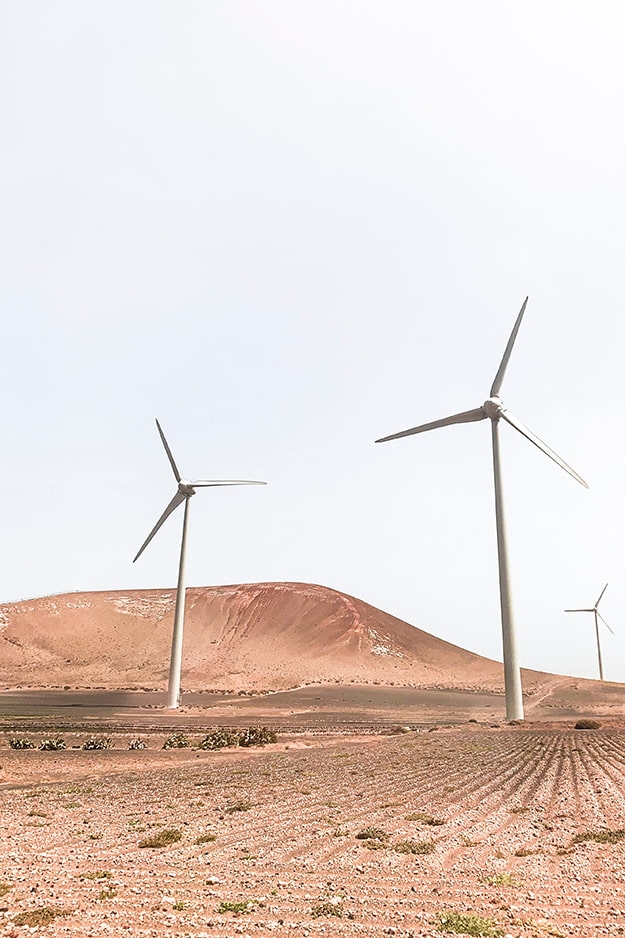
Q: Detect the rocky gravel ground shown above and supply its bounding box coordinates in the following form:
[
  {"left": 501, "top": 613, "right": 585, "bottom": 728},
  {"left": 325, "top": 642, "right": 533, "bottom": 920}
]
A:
[{"left": 1, "top": 726, "right": 625, "bottom": 937}]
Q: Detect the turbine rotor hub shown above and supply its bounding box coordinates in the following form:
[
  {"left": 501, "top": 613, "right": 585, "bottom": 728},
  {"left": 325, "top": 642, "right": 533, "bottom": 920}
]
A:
[
  {"left": 178, "top": 480, "right": 196, "bottom": 497},
  {"left": 483, "top": 397, "right": 504, "bottom": 420}
]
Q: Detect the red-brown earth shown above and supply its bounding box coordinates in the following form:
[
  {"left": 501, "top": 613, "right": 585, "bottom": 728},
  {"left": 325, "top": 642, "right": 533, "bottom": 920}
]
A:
[{"left": 1, "top": 725, "right": 625, "bottom": 937}]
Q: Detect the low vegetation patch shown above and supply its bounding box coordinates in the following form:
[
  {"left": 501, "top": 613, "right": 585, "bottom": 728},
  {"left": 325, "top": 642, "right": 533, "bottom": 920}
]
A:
[
  {"left": 162, "top": 733, "right": 190, "bottom": 749},
  {"left": 96, "top": 888, "right": 116, "bottom": 900},
  {"left": 9, "top": 737, "right": 34, "bottom": 749},
  {"left": 80, "top": 871, "right": 112, "bottom": 881},
  {"left": 406, "top": 811, "right": 445, "bottom": 825},
  {"left": 574, "top": 719, "right": 601, "bottom": 730},
  {"left": 217, "top": 899, "right": 260, "bottom": 915},
  {"left": 0, "top": 883, "right": 11, "bottom": 897},
  {"left": 198, "top": 728, "right": 239, "bottom": 750},
  {"left": 82, "top": 737, "right": 111, "bottom": 750},
  {"left": 128, "top": 738, "right": 148, "bottom": 750},
  {"left": 311, "top": 898, "right": 353, "bottom": 919},
  {"left": 224, "top": 799, "right": 252, "bottom": 814},
  {"left": 238, "top": 725, "right": 277, "bottom": 747},
  {"left": 436, "top": 910, "right": 503, "bottom": 936},
  {"left": 39, "top": 737, "right": 66, "bottom": 751},
  {"left": 12, "top": 909, "right": 68, "bottom": 927},
  {"left": 355, "top": 826, "right": 388, "bottom": 841},
  {"left": 482, "top": 872, "right": 518, "bottom": 887},
  {"left": 138, "top": 828, "right": 182, "bottom": 848},
  {"left": 194, "top": 832, "right": 217, "bottom": 845},
  {"left": 394, "top": 839, "right": 435, "bottom": 855},
  {"left": 572, "top": 829, "right": 625, "bottom": 845}
]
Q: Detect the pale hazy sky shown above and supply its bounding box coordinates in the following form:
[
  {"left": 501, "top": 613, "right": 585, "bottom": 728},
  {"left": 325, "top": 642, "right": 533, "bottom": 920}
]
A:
[{"left": 2, "top": 1, "right": 625, "bottom": 683}]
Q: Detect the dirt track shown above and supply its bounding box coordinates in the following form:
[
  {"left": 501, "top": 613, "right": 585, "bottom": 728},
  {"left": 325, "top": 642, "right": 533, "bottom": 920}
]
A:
[{"left": 1, "top": 726, "right": 625, "bottom": 936}]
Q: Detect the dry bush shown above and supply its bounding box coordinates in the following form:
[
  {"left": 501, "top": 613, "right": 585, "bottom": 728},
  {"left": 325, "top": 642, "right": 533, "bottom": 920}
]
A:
[{"left": 138, "top": 828, "right": 182, "bottom": 848}]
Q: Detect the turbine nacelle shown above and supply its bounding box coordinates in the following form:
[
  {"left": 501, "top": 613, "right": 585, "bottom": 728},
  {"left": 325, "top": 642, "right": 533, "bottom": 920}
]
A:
[
  {"left": 482, "top": 397, "right": 504, "bottom": 420},
  {"left": 178, "top": 481, "right": 196, "bottom": 497}
]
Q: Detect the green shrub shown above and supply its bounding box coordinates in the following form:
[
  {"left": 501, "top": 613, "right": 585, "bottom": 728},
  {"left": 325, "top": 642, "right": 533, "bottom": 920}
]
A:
[
  {"left": 311, "top": 899, "right": 352, "bottom": 918},
  {"left": 238, "top": 726, "right": 277, "bottom": 747},
  {"left": 39, "top": 737, "right": 66, "bottom": 751},
  {"left": 198, "top": 728, "right": 239, "bottom": 750},
  {"left": 394, "top": 839, "right": 435, "bottom": 855},
  {"left": 436, "top": 911, "right": 503, "bottom": 936},
  {"left": 217, "top": 900, "right": 256, "bottom": 914},
  {"left": 82, "top": 737, "right": 111, "bottom": 750},
  {"left": 138, "top": 828, "right": 182, "bottom": 848},
  {"left": 9, "top": 737, "right": 34, "bottom": 750},
  {"left": 12, "top": 909, "right": 67, "bottom": 927},
  {"left": 355, "top": 826, "right": 388, "bottom": 841},
  {"left": 162, "top": 733, "right": 190, "bottom": 749},
  {"left": 194, "top": 832, "right": 217, "bottom": 845},
  {"left": 573, "top": 829, "right": 625, "bottom": 845}
]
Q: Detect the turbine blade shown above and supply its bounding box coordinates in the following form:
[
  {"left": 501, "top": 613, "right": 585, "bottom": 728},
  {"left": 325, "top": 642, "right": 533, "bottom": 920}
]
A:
[
  {"left": 490, "top": 297, "right": 529, "bottom": 397},
  {"left": 500, "top": 410, "right": 589, "bottom": 488},
  {"left": 190, "top": 480, "right": 267, "bottom": 487},
  {"left": 597, "top": 612, "right": 615, "bottom": 635},
  {"left": 133, "top": 491, "right": 186, "bottom": 563},
  {"left": 564, "top": 608, "right": 594, "bottom": 613},
  {"left": 376, "top": 407, "right": 486, "bottom": 443},
  {"left": 595, "top": 583, "right": 609, "bottom": 607},
  {"left": 155, "top": 419, "right": 182, "bottom": 482}
]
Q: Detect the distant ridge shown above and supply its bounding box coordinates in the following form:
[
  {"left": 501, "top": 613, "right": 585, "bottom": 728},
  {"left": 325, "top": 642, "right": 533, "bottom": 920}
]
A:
[{"left": 1, "top": 581, "right": 544, "bottom": 692}]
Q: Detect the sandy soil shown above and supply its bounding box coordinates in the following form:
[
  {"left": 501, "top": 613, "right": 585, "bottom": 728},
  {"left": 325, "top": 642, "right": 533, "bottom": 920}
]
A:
[{"left": 2, "top": 724, "right": 625, "bottom": 937}]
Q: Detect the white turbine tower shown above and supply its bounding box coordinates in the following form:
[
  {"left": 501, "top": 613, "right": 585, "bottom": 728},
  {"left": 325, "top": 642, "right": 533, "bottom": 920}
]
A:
[
  {"left": 134, "top": 419, "right": 266, "bottom": 709},
  {"left": 565, "top": 584, "right": 614, "bottom": 681},
  {"left": 376, "top": 298, "right": 588, "bottom": 722}
]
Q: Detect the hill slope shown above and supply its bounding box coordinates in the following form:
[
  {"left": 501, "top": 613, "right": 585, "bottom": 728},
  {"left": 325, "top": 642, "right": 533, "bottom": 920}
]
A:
[{"left": 0, "top": 582, "right": 520, "bottom": 692}]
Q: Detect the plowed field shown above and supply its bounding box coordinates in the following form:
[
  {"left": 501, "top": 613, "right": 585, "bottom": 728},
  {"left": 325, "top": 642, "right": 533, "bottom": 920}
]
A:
[{"left": 2, "top": 728, "right": 625, "bottom": 937}]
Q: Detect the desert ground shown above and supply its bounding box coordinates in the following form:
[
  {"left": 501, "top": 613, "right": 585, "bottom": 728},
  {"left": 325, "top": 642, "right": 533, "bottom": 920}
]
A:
[
  {"left": 2, "top": 716, "right": 625, "bottom": 938},
  {"left": 1, "top": 583, "right": 624, "bottom": 935}
]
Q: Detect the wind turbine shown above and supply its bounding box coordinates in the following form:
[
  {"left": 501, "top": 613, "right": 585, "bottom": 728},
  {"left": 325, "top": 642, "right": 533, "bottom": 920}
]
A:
[
  {"left": 565, "top": 584, "right": 614, "bottom": 681},
  {"left": 134, "top": 419, "right": 266, "bottom": 709},
  {"left": 375, "top": 298, "right": 588, "bottom": 721}
]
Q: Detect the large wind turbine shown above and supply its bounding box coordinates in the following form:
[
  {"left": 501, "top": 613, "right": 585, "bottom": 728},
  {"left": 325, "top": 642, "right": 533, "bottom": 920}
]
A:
[
  {"left": 375, "top": 298, "right": 588, "bottom": 721},
  {"left": 565, "top": 584, "right": 614, "bottom": 681},
  {"left": 134, "top": 419, "right": 266, "bottom": 709}
]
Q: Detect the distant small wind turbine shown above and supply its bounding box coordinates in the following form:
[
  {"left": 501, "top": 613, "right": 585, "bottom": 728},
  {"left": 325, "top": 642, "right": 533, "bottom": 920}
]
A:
[
  {"left": 565, "top": 583, "right": 614, "bottom": 681},
  {"left": 134, "top": 419, "right": 266, "bottom": 709},
  {"left": 375, "top": 298, "right": 588, "bottom": 722}
]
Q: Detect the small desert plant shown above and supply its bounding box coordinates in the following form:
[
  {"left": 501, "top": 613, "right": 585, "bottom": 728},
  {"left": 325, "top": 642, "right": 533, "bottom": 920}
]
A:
[
  {"left": 82, "top": 737, "right": 111, "bottom": 750},
  {"left": 9, "top": 737, "right": 34, "bottom": 749},
  {"left": 311, "top": 898, "right": 351, "bottom": 918},
  {"left": 173, "top": 900, "right": 185, "bottom": 910},
  {"left": 198, "top": 728, "right": 239, "bottom": 750},
  {"left": 572, "top": 829, "right": 625, "bottom": 845},
  {"left": 162, "top": 733, "right": 190, "bottom": 749},
  {"left": 12, "top": 909, "right": 67, "bottom": 927},
  {"left": 355, "top": 826, "right": 388, "bottom": 841},
  {"left": 238, "top": 726, "right": 277, "bottom": 747},
  {"left": 482, "top": 872, "right": 517, "bottom": 887},
  {"left": 128, "top": 738, "right": 148, "bottom": 750},
  {"left": 0, "top": 883, "right": 11, "bottom": 897},
  {"left": 406, "top": 811, "right": 445, "bottom": 825},
  {"left": 138, "top": 828, "right": 182, "bottom": 848},
  {"left": 194, "top": 832, "right": 217, "bottom": 845},
  {"left": 80, "top": 871, "right": 112, "bottom": 881},
  {"left": 39, "top": 736, "right": 66, "bottom": 751},
  {"left": 574, "top": 719, "right": 601, "bottom": 730},
  {"left": 97, "top": 888, "right": 116, "bottom": 900},
  {"left": 394, "top": 839, "right": 435, "bottom": 855},
  {"left": 514, "top": 846, "right": 537, "bottom": 857},
  {"left": 224, "top": 799, "right": 252, "bottom": 814},
  {"left": 217, "top": 899, "right": 257, "bottom": 914},
  {"left": 435, "top": 911, "right": 503, "bottom": 936}
]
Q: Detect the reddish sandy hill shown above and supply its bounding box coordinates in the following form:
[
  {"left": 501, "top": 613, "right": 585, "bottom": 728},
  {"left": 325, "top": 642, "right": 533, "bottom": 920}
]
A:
[{"left": 0, "top": 581, "right": 528, "bottom": 693}]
